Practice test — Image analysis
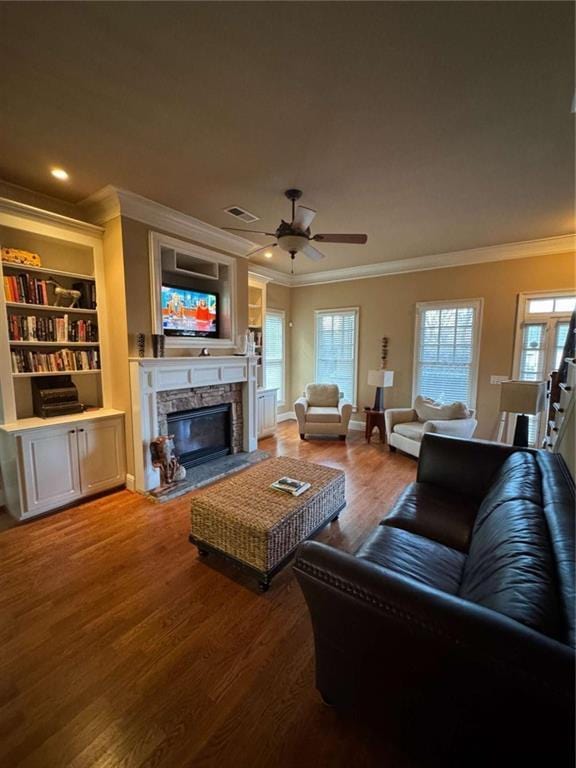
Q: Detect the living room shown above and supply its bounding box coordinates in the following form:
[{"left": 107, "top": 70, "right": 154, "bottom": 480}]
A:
[{"left": 0, "top": 2, "right": 574, "bottom": 766}]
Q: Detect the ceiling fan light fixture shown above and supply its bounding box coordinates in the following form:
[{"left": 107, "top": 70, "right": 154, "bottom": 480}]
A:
[{"left": 278, "top": 234, "right": 309, "bottom": 253}]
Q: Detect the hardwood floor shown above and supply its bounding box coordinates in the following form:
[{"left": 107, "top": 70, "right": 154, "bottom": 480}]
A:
[{"left": 0, "top": 422, "right": 418, "bottom": 768}]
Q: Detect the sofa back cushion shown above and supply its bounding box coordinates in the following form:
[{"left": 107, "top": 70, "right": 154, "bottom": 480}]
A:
[
  {"left": 414, "top": 395, "right": 470, "bottom": 422},
  {"left": 305, "top": 383, "right": 340, "bottom": 407},
  {"left": 459, "top": 453, "right": 562, "bottom": 640}
]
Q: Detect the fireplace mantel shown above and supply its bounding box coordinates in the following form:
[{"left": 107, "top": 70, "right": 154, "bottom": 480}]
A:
[{"left": 129, "top": 355, "right": 258, "bottom": 491}]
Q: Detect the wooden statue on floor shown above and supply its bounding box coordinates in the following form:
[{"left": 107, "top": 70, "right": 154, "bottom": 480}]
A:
[{"left": 150, "top": 435, "right": 187, "bottom": 486}]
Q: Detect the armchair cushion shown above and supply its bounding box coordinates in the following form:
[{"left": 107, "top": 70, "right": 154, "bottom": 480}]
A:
[
  {"left": 394, "top": 421, "right": 426, "bottom": 441},
  {"left": 305, "top": 383, "right": 340, "bottom": 407},
  {"left": 414, "top": 395, "right": 470, "bottom": 422},
  {"left": 306, "top": 406, "right": 341, "bottom": 424}
]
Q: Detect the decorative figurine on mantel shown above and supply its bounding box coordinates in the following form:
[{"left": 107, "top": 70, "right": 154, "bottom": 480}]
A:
[{"left": 150, "top": 435, "right": 186, "bottom": 486}]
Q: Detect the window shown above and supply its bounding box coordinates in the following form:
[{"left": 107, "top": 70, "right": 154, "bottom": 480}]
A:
[
  {"left": 513, "top": 292, "right": 574, "bottom": 446},
  {"left": 413, "top": 299, "right": 482, "bottom": 407},
  {"left": 264, "top": 310, "right": 285, "bottom": 404},
  {"left": 315, "top": 308, "right": 359, "bottom": 405}
]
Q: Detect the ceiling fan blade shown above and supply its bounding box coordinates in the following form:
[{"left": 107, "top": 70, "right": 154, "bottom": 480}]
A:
[
  {"left": 222, "top": 227, "right": 276, "bottom": 236},
  {"left": 292, "top": 205, "right": 317, "bottom": 231},
  {"left": 302, "top": 243, "right": 326, "bottom": 262},
  {"left": 312, "top": 233, "right": 368, "bottom": 244},
  {"left": 247, "top": 243, "right": 278, "bottom": 257}
]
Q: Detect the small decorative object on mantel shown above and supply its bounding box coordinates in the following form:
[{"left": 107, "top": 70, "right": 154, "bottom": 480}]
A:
[
  {"left": 1, "top": 247, "right": 42, "bottom": 267},
  {"left": 152, "top": 333, "right": 165, "bottom": 358},
  {"left": 150, "top": 435, "right": 186, "bottom": 487},
  {"left": 198, "top": 347, "right": 211, "bottom": 357},
  {"left": 136, "top": 333, "right": 146, "bottom": 358},
  {"left": 235, "top": 332, "right": 248, "bottom": 355}
]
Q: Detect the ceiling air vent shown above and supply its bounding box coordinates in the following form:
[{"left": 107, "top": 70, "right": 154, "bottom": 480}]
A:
[{"left": 224, "top": 205, "right": 260, "bottom": 224}]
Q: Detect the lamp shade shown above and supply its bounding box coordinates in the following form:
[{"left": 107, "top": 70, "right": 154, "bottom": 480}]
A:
[
  {"left": 368, "top": 369, "right": 394, "bottom": 388},
  {"left": 499, "top": 380, "right": 546, "bottom": 414}
]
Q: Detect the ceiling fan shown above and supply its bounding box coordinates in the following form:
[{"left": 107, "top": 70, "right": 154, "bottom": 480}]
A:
[{"left": 224, "top": 189, "right": 368, "bottom": 269}]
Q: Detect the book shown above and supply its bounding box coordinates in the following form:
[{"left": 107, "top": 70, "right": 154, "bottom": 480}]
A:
[{"left": 270, "top": 476, "right": 311, "bottom": 497}]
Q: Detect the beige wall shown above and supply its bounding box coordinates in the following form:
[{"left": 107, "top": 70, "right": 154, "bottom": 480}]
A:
[
  {"left": 289, "top": 252, "right": 575, "bottom": 439},
  {"left": 266, "top": 282, "right": 292, "bottom": 414}
]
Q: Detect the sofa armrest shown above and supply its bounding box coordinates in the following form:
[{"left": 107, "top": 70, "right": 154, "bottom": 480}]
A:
[
  {"left": 338, "top": 399, "right": 353, "bottom": 429},
  {"left": 417, "top": 434, "right": 534, "bottom": 500},
  {"left": 384, "top": 408, "right": 417, "bottom": 435},
  {"left": 294, "top": 397, "right": 309, "bottom": 431},
  {"left": 422, "top": 416, "right": 478, "bottom": 438},
  {"left": 293, "top": 540, "right": 573, "bottom": 731}
]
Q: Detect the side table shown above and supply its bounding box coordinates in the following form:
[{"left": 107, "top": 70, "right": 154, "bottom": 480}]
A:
[{"left": 364, "top": 408, "right": 386, "bottom": 444}]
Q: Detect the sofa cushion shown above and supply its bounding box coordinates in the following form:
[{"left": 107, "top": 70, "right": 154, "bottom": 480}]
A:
[
  {"left": 394, "top": 421, "right": 426, "bottom": 441},
  {"left": 305, "top": 383, "right": 340, "bottom": 407},
  {"left": 383, "top": 481, "right": 479, "bottom": 553},
  {"left": 306, "top": 406, "right": 341, "bottom": 424},
  {"left": 356, "top": 525, "right": 466, "bottom": 594},
  {"left": 414, "top": 395, "right": 470, "bottom": 422},
  {"left": 459, "top": 499, "right": 562, "bottom": 639},
  {"left": 475, "top": 452, "right": 542, "bottom": 527}
]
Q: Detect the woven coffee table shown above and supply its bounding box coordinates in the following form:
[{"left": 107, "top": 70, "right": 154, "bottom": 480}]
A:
[{"left": 189, "top": 456, "right": 345, "bottom": 591}]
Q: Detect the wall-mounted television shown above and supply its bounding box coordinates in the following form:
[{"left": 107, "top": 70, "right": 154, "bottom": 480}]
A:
[{"left": 161, "top": 285, "right": 218, "bottom": 338}]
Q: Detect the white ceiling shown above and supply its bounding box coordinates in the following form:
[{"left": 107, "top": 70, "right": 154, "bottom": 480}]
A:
[{"left": 0, "top": 2, "right": 573, "bottom": 274}]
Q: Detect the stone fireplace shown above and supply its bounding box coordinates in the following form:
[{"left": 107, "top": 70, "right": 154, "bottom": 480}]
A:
[
  {"left": 128, "top": 355, "right": 258, "bottom": 492},
  {"left": 157, "top": 383, "right": 243, "bottom": 468}
]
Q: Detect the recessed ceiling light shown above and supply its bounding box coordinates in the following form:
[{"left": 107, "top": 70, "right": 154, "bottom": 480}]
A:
[
  {"left": 50, "top": 168, "right": 69, "bottom": 181},
  {"left": 264, "top": 251, "right": 273, "bottom": 259}
]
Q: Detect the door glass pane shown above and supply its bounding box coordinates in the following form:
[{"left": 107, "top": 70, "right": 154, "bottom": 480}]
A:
[
  {"left": 553, "top": 297, "right": 576, "bottom": 313},
  {"left": 554, "top": 322, "right": 570, "bottom": 369},
  {"left": 527, "top": 298, "right": 554, "bottom": 314}
]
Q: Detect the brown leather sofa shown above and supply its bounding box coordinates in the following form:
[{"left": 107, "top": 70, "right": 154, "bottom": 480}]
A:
[{"left": 294, "top": 435, "right": 575, "bottom": 763}]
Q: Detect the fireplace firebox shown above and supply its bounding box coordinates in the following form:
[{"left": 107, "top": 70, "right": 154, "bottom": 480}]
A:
[{"left": 167, "top": 403, "right": 231, "bottom": 469}]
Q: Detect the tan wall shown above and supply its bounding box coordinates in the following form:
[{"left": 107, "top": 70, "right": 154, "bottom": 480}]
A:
[
  {"left": 266, "top": 282, "right": 292, "bottom": 414},
  {"left": 0, "top": 179, "right": 86, "bottom": 220},
  {"left": 289, "top": 252, "right": 576, "bottom": 439}
]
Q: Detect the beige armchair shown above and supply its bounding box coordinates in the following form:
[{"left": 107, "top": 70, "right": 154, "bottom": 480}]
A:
[
  {"left": 295, "top": 384, "right": 353, "bottom": 441},
  {"left": 385, "top": 397, "right": 477, "bottom": 457}
]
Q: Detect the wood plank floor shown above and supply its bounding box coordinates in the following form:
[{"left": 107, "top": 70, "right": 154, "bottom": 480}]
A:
[{"left": 0, "top": 422, "right": 418, "bottom": 768}]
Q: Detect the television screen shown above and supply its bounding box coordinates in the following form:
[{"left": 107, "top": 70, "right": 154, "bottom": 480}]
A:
[{"left": 161, "top": 285, "right": 218, "bottom": 337}]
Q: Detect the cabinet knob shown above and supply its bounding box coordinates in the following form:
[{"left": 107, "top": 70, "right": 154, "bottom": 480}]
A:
[
  {"left": 69, "top": 430, "right": 75, "bottom": 434},
  {"left": 78, "top": 428, "right": 85, "bottom": 432}
]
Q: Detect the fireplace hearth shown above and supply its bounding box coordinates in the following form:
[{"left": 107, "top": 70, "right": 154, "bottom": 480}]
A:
[{"left": 168, "top": 403, "right": 231, "bottom": 469}]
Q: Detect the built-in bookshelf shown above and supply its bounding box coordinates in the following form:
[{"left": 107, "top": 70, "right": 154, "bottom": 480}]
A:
[
  {"left": 248, "top": 274, "right": 268, "bottom": 389},
  {"left": 0, "top": 199, "right": 111, "bottom": 424}
]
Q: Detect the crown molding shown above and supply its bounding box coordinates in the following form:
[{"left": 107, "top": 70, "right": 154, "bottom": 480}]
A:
[
  {"left": 247, "top": 264, "right": 292, "bottom": 286},
  {"left": 79, "top": 186, "right": 256, "bottom": 258},
  {"left": 0, "top": 196, "right": 104, "bottom": 238},
  {"left": 250, "top": 233, "right": 575, "bottom": 287}
]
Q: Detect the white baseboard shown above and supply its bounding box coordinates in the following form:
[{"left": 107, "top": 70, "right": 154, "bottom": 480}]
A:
[{"left": 125, "top": 473, "right": 135, "bottom": 492}]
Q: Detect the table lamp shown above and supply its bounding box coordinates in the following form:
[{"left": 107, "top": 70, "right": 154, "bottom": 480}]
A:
[
  {"left": 367, "top": 369, "right": 394, "bottom": 411},
  {"left": 499, "top": 380, "right": 546, "bottom": 447}
]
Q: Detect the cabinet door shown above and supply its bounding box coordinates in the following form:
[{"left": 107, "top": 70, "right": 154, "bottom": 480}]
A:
[
  {"left": 262, "top": 391, "right": 277, "bottom": 432},
  {"left": 77, "top": 418, "right": 125, "bottom": 495},
  {"left": 257, "top": 395, "right": 266, "bottom": 438},
  {"left": 19, "top": 427, "right": 81, "bottom": 516}
]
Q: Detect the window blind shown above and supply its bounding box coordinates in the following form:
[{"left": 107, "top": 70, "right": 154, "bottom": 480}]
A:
[
  {"left": 414, "top": 302, "right": 480, "bottom": 406},
  {"left": 264, "top": 310, "right": 284, "bottom": 403},
  {"left": 315, "top": 309, "right": 358, "bottom": 404}
]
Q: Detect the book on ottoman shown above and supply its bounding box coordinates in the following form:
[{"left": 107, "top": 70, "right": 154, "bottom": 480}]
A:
[{"left": 270, "top": 476, "right": 311, "bottom": 496}]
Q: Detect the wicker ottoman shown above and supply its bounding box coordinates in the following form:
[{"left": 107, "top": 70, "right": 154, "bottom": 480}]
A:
[{"left": 189, "top": 457, "right": 345, "bottom": 591}]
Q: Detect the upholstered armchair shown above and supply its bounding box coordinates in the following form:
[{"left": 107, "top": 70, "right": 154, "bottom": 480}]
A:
[
  {"left": 385, "top": 396, "right": 477, "bottom": 457},
  {"left": 294, "top": 384, "right": 353, "bottom": 441}
]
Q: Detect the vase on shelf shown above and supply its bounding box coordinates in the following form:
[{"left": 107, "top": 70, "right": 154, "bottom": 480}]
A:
[
  {"left": 136, "top": 333, "right": 146, "bottom": 358},
  {"left": 152, "top": 333, "right": 165, "bottom": 358}
]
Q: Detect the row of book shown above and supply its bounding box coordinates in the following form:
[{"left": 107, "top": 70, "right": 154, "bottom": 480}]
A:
[
  {"left": 3, "top": 274, "right": 97, "bottom": 308},
  {"left": 11, "top": 348, "right": 100, "bottom": 374},
  {"left": 8, "top": 314, "right": 98, "bottom": 343}
]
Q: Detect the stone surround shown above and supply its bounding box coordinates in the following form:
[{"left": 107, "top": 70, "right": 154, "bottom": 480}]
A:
[{"left": 157, "top": 383, "right": 243, "bottom": 455}]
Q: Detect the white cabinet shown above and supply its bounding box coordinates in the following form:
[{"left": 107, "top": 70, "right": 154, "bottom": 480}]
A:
[
  {"left": 77, "top": 418, "right": 125, "bottom": 495},
  {"left": 257, "top": 388, "right": 277, "bottom": 438},
  {"left": 20, "top": 426, "right": 82, "bottom": 514},
  {"left": 1, "top": 412, "right": 125, "bottom": 520}
]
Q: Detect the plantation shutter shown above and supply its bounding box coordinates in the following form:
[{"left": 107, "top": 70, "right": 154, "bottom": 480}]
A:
[
  {"left": 264, "top": 310, "right": 284, "bottom": 402},
  {"left": 414, "top": 302, "right": 481, "bottom": 406},
  {"left": 315, "top": 309, "right": 358, "bottom": 404}
]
